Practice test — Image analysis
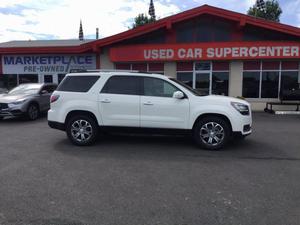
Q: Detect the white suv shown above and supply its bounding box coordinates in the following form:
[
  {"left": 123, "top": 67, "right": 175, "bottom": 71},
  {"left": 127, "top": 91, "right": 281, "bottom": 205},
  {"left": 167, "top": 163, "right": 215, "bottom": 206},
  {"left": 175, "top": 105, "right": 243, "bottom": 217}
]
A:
[{"left": 48, "top": 70, "right": 252, "bottom": 150}]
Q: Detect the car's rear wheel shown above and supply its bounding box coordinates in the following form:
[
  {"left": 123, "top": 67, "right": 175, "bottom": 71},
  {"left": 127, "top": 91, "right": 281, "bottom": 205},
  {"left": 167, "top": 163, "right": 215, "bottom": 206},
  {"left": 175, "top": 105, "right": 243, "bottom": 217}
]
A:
[
  {"left": 193, "top": 116, "right": 231, "bottom": 150},
  {"left": 66, "top": 115, "right": 98, "bottom": 146},
  {"left": 27, "top": 103, "right": 39, "bottom": 120}
]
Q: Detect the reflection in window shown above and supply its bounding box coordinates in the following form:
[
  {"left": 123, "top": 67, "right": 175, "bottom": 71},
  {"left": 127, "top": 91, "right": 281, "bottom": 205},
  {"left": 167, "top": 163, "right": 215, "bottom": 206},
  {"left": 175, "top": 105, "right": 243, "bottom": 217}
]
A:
[
  {"left": 261, "top": 72, "right": 279, "bottom": 98},
  {"left": 101, "top": 76, "right": 140, "bottom": 95},
  {"left": 143, "top": 77, "right": 178, "bottom": 98},
  {"left": 243, "top": 72, "right": 260, "bottom": 98},
  {"left": 212, "top": 72, "right": 229, "bottom": 96}
]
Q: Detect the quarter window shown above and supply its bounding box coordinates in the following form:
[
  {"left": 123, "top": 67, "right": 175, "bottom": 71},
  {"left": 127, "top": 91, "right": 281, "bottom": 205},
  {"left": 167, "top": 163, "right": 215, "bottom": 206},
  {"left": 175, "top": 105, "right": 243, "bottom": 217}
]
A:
[
  {"left": 57, "top": 76, "right": 99, "bottom": 92},
  {"left": 143, "top": 77, "right": 179, "bottom": 98},
  {"left": 101, "top": 76, "right": 140, "bottom": 95}
]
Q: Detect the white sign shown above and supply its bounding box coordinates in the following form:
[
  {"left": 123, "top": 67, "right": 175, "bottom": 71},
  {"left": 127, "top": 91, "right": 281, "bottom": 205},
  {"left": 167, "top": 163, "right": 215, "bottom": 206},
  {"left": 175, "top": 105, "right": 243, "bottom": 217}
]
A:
[{"left": 2, "top": 54, "right": 97, "bottom": 74}]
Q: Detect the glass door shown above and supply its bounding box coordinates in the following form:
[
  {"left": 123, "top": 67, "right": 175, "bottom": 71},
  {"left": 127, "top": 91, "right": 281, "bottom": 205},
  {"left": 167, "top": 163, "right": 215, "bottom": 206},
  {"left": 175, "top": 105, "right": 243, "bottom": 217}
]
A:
[{"left": 195, "top": 73, "right": 210, "bottom": 95}]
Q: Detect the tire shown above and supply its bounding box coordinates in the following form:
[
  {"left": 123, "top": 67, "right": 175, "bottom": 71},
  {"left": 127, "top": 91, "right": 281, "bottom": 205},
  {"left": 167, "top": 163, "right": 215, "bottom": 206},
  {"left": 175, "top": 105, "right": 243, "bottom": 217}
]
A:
[
  {"left": 193, "top": 116, "right": 231, "bottom": 150},
  {"left": 66, "top": 115, "right": 98, "bottom": 146},
  {"left": 0, "top": 116, "right": 3, "bottom": 121},
  {"left": 27, "top": 103, "right": 40, "bottom": 120}
]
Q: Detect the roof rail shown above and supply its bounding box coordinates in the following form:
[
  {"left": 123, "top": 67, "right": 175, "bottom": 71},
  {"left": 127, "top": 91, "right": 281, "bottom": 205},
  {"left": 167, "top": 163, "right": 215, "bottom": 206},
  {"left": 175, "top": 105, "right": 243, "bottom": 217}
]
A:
[{"left": 69, "top": 69, "right": 140, "bottom": 73}]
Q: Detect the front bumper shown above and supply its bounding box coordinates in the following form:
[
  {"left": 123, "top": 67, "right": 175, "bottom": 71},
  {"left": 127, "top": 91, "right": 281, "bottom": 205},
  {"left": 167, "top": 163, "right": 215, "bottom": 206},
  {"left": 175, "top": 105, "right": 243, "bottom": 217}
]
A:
[{"left": 0, "top": 108, "right": 24, "bottom": 117}]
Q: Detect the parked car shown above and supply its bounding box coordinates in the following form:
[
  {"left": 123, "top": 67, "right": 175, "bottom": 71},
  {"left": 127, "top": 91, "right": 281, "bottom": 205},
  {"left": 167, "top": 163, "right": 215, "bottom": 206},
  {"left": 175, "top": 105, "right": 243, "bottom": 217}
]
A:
[
  {"left": 0, "top": 83, "right": 57, "bottom": 120},
  {"left": 48, "top": 71, "right": 252, "bottom": 150}
]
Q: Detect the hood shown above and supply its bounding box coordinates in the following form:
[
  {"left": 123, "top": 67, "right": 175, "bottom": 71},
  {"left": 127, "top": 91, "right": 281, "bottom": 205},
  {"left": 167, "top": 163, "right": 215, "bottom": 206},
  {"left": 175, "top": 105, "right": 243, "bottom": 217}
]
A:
[
  {"left": 0, "top": 94, "right": 32, "bottom": 103},
  {"left": 199, "top": 95, "right": 250, "bottom": 106}
]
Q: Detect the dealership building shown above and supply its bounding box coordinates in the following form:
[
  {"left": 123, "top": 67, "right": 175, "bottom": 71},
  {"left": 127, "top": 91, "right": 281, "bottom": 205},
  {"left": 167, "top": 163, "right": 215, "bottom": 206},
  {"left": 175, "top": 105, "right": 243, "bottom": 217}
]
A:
[{"left": 0, "top": 5, "right": 300, "bottom": 110}]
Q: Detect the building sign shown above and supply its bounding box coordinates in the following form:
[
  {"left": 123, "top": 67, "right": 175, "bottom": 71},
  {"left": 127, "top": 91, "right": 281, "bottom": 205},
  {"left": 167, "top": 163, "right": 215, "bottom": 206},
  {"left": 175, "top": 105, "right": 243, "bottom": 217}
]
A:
[
  {"left": 2, "top": 54, "right": 96, "bottom": 74},
  {"left": 110, "top": 42, "right": 300, "bottom": 62}
]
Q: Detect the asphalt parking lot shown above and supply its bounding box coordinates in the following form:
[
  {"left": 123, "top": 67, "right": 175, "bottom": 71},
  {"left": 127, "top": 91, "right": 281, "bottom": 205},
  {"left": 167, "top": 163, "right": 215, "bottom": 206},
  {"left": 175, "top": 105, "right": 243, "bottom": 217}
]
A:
[{"left": 0, "top": 113, "right": 300, "bottom": 225}]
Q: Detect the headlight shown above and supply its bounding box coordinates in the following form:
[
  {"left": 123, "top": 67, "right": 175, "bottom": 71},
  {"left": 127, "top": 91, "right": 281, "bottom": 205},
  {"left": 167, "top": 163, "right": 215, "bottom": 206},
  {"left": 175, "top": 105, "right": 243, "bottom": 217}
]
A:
[
  {"left": 231, "top": 102, "right": 250, "bottom": 115},
  {"left": 8, "top": 99, "right": 27, "bottom": 107}
]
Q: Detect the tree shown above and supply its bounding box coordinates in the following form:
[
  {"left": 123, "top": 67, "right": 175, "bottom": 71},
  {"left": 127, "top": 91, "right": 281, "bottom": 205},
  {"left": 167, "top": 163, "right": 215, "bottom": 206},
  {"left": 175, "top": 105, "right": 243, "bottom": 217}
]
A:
[
  {"left": 132, "top": 13, "right": 155, "bottom": 28},
  {"left": 247, "top": 0, "right": 282, "bottom": 22}
]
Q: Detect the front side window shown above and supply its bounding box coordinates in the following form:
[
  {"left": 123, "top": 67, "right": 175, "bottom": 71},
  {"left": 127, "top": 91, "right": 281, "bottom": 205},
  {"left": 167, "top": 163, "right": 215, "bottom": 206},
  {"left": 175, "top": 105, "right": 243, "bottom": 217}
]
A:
[
  {"left": 101, "top": 76, "right": 140, "bottom": 95},
  {"left": 57, "top": 76, "right": 99, "bottom": 92},
  {"left": 143, "top": 77, "right": 179, "bottom": 98}
]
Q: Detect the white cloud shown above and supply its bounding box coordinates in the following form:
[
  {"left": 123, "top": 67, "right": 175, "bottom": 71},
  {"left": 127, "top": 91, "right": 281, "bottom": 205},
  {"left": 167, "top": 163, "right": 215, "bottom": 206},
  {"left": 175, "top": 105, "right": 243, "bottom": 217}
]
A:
[{"left": 0, "top": 0, "right": 180, "bottom": 42}]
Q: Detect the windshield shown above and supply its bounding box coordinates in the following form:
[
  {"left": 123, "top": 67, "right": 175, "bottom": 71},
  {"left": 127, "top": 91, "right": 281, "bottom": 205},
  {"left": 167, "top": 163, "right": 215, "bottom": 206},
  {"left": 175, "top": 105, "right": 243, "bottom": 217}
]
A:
[
  {"left": 8, "top": 84, "right": 41, "bottom": 95},
  {"left": 169, "top": 78, "right": 206, "bottom": 96}
]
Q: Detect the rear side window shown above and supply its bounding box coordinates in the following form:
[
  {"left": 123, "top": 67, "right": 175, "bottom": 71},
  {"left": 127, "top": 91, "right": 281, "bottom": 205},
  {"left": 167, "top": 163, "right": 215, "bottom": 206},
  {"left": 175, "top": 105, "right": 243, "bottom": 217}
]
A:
[
  {"left": 57, "top": 76, "right": 99, "bottom": 92},
  {"left": 101, "top": 76, "right": 140, "bottom": 95}
]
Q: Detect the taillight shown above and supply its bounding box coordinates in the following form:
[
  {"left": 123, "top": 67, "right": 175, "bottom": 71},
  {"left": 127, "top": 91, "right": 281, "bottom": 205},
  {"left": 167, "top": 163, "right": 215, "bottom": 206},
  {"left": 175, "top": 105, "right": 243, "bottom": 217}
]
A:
[{"left": 50, "top": 95, "right": 60, "bottom": 103}]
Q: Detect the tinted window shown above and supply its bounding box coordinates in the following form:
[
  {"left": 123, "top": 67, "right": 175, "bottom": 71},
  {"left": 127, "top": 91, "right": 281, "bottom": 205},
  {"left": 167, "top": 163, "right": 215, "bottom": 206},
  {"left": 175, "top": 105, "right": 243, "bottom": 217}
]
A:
[
  {"left": 101, "top": 76, "right": 140, "bottom": 95},
  {"left": 57, "top": 76, "right": 99, "bottom": 92},
  {"left": 143, "top": 77, "right": 179, "bottom": 98}
]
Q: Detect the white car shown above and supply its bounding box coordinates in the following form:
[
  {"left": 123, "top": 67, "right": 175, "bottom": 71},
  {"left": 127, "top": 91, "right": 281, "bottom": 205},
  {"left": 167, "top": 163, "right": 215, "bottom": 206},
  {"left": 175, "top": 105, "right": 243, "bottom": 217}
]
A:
[{"left": 48, "top": 70, "right": 252, "bottom": 150}]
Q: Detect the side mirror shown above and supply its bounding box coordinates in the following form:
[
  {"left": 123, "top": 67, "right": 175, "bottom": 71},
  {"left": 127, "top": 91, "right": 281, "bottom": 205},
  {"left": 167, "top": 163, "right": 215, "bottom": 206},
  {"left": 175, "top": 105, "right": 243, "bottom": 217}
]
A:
[{"left": 173, "top": 91, "right": 185, "bottom": 99}]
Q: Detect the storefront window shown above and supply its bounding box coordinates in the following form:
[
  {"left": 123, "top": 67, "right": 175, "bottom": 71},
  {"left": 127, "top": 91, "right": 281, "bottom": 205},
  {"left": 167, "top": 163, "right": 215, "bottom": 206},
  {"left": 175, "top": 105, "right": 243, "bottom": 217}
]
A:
[
  {"left": 0, "top": 74, "right": 18, "bottom": 90},
  {"left": 176, "top": 61, "right": 229, "bottom": 96},
  {"left": 242, "top": 72, "right": 260, "bottom": 98},
  {"left": 177, "top": 72, "right": 193, "bottom": 88},
  {"left": 19, "top": 74, "right": 38, "bottom": 84},
  {"left": 58, "top": 74, "right": 66, "bottom": 84},
  {"left": 242, "top": 61, "right": 300, "bottom": 99},
  {"left": 261, "top": 71, "right": 279, "bottom": 98},
  {"left": 281, "top": 71, "right": 299, "bottom": 91}
]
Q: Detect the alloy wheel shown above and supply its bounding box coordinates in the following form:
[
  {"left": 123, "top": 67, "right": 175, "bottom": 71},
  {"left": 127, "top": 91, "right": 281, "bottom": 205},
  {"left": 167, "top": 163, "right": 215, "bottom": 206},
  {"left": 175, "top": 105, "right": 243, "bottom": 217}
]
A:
[
  {"left": 199, "top": 122, "right": 225, "bottom": 146},
  {"left": 70, "top": 119, "right": 93, "bottom": 143}
]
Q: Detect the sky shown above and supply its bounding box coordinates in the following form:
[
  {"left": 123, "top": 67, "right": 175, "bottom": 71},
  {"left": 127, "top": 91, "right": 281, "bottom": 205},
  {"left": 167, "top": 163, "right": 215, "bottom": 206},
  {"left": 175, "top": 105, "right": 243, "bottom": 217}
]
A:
[{"left": 0, "top": 0, "right": 299, "bottom": 43}]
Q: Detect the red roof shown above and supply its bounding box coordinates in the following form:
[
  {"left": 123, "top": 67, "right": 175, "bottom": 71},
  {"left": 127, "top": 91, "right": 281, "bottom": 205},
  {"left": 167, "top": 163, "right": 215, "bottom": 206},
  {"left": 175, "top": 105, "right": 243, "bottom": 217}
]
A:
[{"left": 1, "top": 4, "right": 300, "bottom": 54}]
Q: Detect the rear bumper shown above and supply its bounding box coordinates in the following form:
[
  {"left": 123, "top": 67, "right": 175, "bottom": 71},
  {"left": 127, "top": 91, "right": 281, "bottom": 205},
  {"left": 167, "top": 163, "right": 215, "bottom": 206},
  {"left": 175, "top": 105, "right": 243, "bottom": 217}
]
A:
[{"left": 48, "top": 121, "right": 65, "bottom": 131}]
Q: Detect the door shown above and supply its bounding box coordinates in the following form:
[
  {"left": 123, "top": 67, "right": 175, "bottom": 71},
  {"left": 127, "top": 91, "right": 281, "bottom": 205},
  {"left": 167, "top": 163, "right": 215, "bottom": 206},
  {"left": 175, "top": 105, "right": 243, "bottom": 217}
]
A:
[
  {"left": 140, "top": 77, "right": 190, "bottom": 129},
  {"left": 40, "top": 74, "right": 58, "bottom": 84},
  {"left": 195, "top": 72, "right": 210, "bottom": 95},
  {"left": 98, "top": 76, "right": 141, "bottom": 127}
]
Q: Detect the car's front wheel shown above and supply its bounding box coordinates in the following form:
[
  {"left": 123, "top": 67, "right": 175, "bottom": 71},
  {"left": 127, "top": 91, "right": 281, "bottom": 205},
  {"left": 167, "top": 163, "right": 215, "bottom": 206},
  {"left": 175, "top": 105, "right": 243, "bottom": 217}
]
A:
[
  {"left": 66, "top": 115, "right": 98, "bottom": 146},
  {"left": 193, "top": 116, "right": 231, "bottom": 150}
]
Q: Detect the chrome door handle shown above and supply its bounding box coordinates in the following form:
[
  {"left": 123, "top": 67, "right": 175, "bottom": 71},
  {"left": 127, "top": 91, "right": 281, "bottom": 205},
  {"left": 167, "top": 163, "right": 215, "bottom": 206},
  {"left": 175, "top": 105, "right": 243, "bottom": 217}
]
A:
[
  {"left": 143, "top": 101, "right": 153, "bottom": 106},
  {"left": 101, "top": 99, "right": 111, "bottom": 103}
]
